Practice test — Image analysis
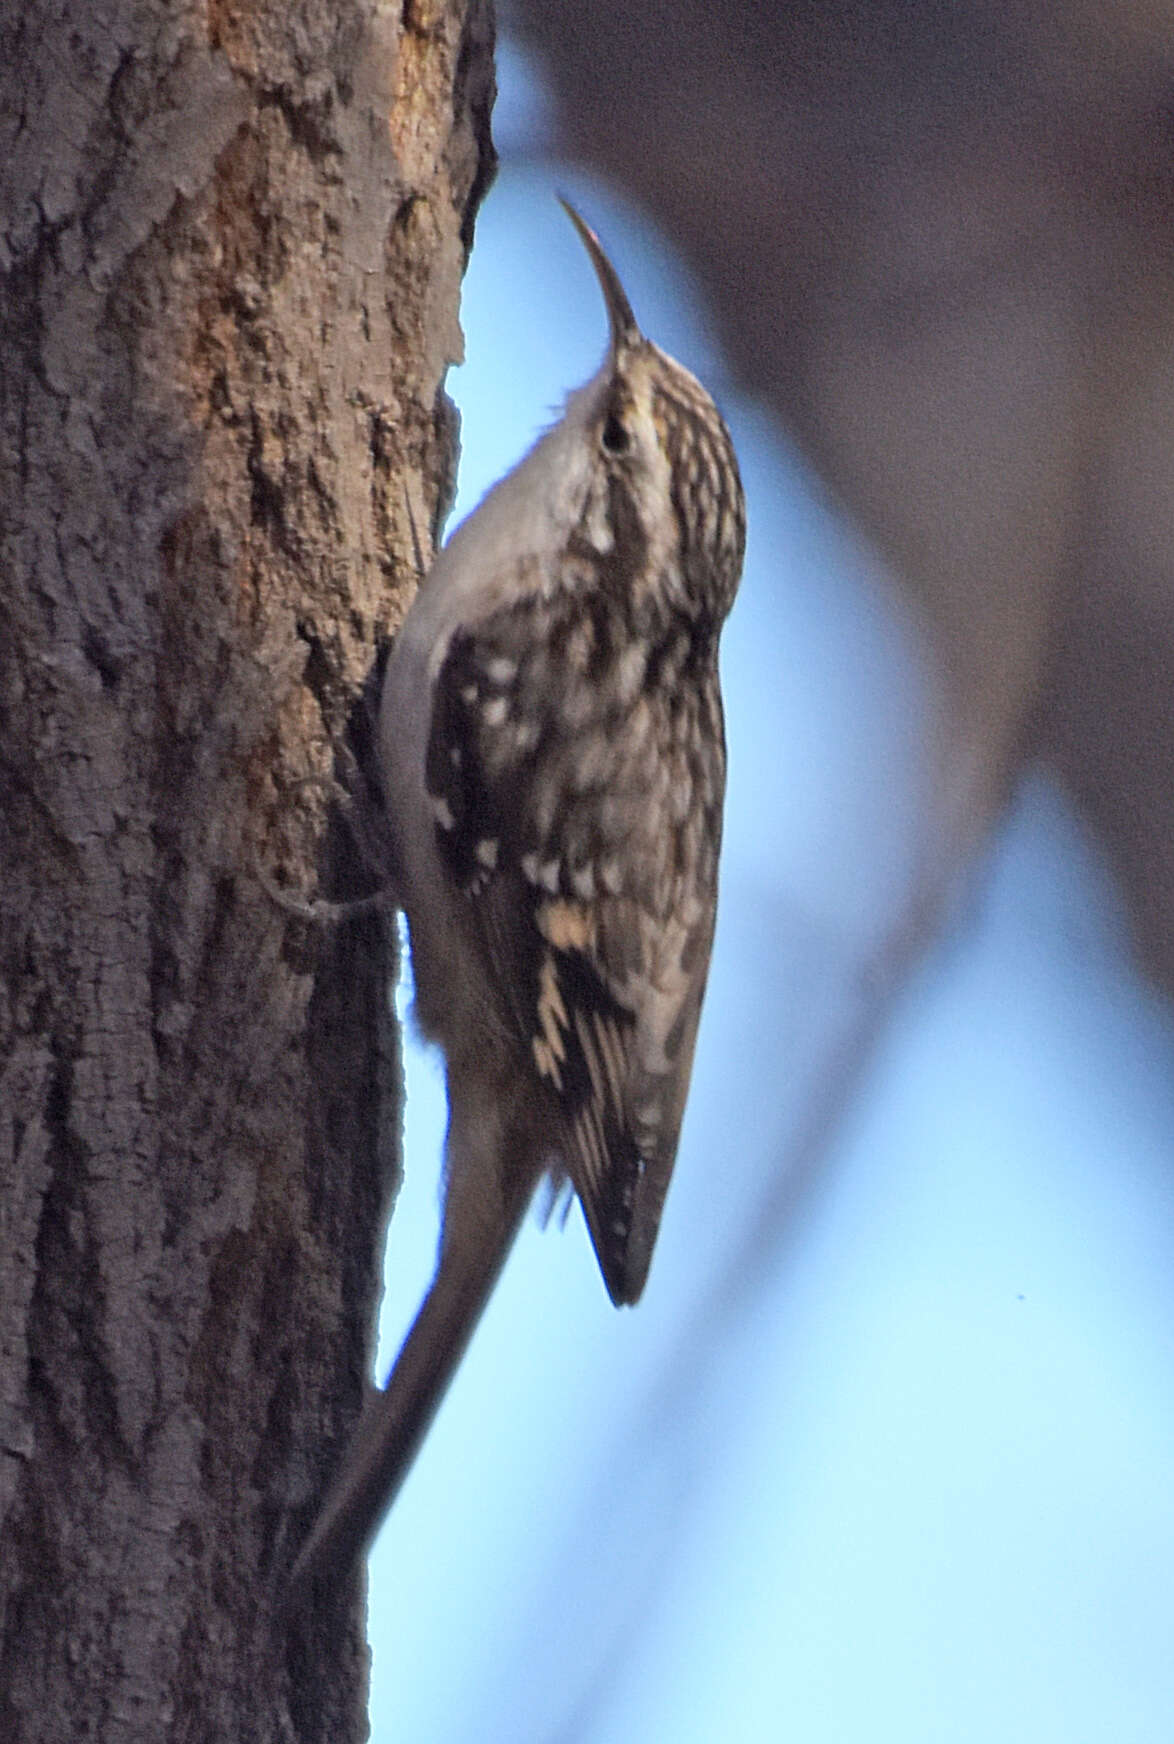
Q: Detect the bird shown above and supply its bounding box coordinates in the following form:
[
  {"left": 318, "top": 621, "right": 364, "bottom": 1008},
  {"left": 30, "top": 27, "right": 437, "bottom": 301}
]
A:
[{"left": 288, "top": 200, "right": 745, "bottom": 1599}]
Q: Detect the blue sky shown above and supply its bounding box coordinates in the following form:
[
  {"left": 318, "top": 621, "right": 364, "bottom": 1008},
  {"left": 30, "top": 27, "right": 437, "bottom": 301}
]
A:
[{"left": 364, "top": 44, "right": 1174, "bottom": 1744}]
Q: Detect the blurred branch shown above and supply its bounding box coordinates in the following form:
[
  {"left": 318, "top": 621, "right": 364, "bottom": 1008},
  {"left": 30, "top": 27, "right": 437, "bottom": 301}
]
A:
[{"left": 514, "top": 0, "right": 1174, "bottom": 990}]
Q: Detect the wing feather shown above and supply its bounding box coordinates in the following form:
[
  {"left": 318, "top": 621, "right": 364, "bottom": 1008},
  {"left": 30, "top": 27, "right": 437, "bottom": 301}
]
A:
[{"left": 423, "top": 598, "right": 722, "bottom": 1304}]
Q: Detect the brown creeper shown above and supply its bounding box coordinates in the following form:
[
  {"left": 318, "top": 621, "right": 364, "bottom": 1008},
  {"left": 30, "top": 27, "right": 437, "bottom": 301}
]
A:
[{"left": 290, "top": 202, "right": 745, "bottom": 1596}]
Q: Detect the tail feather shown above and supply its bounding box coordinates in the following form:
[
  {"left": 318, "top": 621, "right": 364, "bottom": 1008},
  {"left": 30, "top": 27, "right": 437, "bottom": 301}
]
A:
[{"left": 287, "top": 1187, "right": 530, "bottom": 1603}]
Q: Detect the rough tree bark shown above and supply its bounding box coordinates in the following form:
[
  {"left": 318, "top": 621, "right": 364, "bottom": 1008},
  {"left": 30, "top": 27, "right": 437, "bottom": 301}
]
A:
[{"left": 0, "top": 3, "right": 494, "bottom": 1740}]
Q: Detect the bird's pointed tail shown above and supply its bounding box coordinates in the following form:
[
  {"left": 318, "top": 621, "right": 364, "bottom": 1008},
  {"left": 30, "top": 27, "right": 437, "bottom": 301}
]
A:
[{"left": 287, "top": 1170, "right": 534, "bottom": 1605}]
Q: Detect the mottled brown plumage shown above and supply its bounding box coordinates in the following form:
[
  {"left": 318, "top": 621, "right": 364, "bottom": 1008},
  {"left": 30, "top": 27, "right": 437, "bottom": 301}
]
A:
[{"left": 289, "top": 203, "right": 744, "bottom": 1600}]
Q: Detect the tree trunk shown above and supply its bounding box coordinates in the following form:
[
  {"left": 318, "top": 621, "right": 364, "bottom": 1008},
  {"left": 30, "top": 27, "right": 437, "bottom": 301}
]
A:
[{"left": 0, "top": 4, "right": 494, "bottom": 1739}]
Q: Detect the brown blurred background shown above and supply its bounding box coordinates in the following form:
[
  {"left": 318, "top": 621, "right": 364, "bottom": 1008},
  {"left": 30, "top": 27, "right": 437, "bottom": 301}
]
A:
[{"left": 516, "top": 0, "right": 1174, "bottom": 988}]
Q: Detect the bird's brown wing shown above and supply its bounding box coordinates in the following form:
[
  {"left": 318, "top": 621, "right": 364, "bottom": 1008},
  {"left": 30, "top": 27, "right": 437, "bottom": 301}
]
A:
[{"left": 424, "top": 602, "right": 723, "bottom": 1304}]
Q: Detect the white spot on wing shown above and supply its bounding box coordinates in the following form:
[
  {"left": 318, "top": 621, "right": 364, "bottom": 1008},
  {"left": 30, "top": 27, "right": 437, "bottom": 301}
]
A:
[
  {"left": 616, "top": 639, "right": 647, "bottom": 702},
  {"left": 533, "top": 954, "right": 570, "bottom": 1092}
]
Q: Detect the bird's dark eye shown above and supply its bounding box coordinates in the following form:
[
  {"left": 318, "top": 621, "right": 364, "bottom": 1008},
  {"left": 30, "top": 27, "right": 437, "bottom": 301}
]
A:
[{"left": 601, "top": 413, "right": 630, "bottom": 455}]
